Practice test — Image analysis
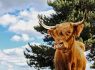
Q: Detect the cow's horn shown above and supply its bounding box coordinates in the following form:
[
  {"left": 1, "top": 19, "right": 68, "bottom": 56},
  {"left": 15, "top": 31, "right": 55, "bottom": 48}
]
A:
[
  {"left": 73, "top": 18, "right": 84, "bottom": 26},
  {"left": 40, "top": 21, "right": 55, "bottom": 29}
]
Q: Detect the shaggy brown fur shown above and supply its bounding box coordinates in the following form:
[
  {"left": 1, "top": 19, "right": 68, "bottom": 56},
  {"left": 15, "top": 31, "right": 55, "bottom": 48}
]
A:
[{"left": 47, "top": 21, "right": 87, "bottom": 70}]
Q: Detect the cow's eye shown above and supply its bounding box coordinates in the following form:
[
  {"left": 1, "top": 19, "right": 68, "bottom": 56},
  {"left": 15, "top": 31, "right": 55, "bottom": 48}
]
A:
[
  {"left": 66, "top": 31, "right": 71, "bottom": 35},
  {"left": 60, "top": 32, "right": 63, "bottom": 36},
  {"left": 68, "top": 31, "right": 71, "bottom": 34}
]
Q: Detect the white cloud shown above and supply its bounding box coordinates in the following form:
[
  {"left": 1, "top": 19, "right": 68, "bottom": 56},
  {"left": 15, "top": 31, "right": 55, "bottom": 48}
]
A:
[
  {"left": 0, "top": 47, "right": 32, "bottom": 70},
  {"left": 0, "top": 14, "right": 17, "bottom": 26},
  {"left": 8, "top": 9, "right": 39, "bottom": 34},
  {"left": 22, "top": 34, "right": 30, "bottom": 42},
  {"left": 0, "top": 1, "right": 2, "bottom": 8},
  {"left": 39, "top": 8, "right": 55, "bottom": 16},
  {"left": 11, "top": 34, "right": 30, "bottom": 42},
  {"left": 0, "top": 0, "right": 50, "bottom": 15},
  {"left": 11, "top": 35, "right": 21, "bottom": 42},
  {"left": 9, "top": 20, "right": 37, "bottom": 34}
]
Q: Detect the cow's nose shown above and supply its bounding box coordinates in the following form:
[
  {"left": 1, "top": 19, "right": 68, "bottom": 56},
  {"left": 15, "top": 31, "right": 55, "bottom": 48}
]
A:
[{"left": 59, "top": 42, "right": 63, "bottom": 44}]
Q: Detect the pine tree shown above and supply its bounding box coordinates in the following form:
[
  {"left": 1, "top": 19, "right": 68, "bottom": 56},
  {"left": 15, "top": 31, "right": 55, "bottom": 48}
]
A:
[
  {"left": 87, "top": 36, "right": 95, "bottom": 68},
  {"left": 24, "top": 43, "right": 55, "bottom": 70}
]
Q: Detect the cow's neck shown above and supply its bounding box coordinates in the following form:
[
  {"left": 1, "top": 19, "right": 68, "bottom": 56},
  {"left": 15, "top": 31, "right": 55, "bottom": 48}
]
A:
[{"left": 67, "top": 36, "right": 75, "bottom": 51}]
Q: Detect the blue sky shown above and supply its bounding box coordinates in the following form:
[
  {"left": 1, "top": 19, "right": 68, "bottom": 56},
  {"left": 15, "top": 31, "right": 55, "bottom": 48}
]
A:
[{"left": 0, "top": 0, "right": 54, "bottom": 49}]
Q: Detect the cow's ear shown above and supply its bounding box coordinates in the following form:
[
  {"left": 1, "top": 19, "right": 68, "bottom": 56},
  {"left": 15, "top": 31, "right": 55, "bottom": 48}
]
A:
[
  {"left": 47, "top": 29, "right": 53, "bottom": 36},
  {"left": 74, "top": 23, "right": 84, "bottom": 37}
]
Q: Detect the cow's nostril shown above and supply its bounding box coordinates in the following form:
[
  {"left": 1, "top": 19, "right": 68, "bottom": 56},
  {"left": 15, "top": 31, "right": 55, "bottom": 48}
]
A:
[{"left": 59, "top": 42, "right": 63, "bottom": 44}]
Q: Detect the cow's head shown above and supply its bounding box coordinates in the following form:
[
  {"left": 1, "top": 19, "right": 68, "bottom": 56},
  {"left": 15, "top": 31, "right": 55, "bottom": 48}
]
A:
[{"left": 40, "top": 19, "right": 84, "bottom": 51}]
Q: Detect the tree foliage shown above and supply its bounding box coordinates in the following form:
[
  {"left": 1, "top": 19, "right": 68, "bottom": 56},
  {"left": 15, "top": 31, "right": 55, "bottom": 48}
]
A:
[{"left": 24, "top": 43, "right": 55, "bottom": 70}]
